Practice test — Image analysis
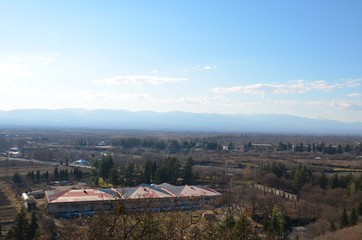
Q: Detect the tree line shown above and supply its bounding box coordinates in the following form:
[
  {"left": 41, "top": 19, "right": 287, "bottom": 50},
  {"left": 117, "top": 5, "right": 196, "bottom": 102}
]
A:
[
  {"left": 76, "top": 137, "right": 236, "bottom": 152},
  {"left": 93, "top": 155, "right": 195, "bottom": 187},
  {"left": 25, "top": 167, "right": 84, "bottom": 183},
  {"left": 278, "top": 141, "right": 361, "bottom": 154},
  {"left": 1, "top": 208, "right": 40, "bottom": 240},
  {"left": 261, "top": 161, "right": 362, "bottom": 197},
  {"left": 57, "top": 204, "right": 289, "bottom": 240}
]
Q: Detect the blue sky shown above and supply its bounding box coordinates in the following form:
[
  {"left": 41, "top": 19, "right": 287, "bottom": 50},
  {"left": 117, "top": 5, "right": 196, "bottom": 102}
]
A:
[{"left": 0, "top": 1, "right": 361, "bottom": 122}]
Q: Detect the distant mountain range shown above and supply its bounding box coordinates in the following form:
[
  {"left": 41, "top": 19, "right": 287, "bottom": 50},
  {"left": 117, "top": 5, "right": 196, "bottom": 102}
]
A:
[{"left": 0, "top": 109, "right": 361, "bottom": 135}]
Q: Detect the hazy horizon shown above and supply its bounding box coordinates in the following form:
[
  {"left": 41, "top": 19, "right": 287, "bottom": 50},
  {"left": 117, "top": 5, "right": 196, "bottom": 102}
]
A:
[
  {"left": 1, "top": 109, "right": 362, "bottom": 135},
  {"left": 1, "top": 1, "right": 361, "bottom": 122}
]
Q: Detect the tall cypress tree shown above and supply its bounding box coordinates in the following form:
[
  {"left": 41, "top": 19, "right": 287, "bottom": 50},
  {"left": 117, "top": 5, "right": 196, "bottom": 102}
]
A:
[
  {"left": 6, "top": 208, "right": 29, "bottom": 240},
  {"left": 183, "top": 157, "right": 194, "bottom": 185},
  {"left": 35, "top": 170, "right": 40, "bottom": 182},
  {"left": 0, "top": 220, "right": 3, "bottom": 240},
  {"left": 28, "top": 212, "right": 40, "bottom": 240},
  {"left": 53, "top": 167, "right": 59, "bottom": 180},
  {"left": 340, "top": 208, "right": 349, "bottom": 228},
  {"left": 350, "top": 208, "right": 358, "bottom": 226},
  {"left": 234, "top": 211, "right": 253, "bottom": 239}
]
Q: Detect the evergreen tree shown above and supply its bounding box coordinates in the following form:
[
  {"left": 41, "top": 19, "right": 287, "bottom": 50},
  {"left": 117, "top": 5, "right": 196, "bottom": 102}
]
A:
[
  {"left": 292, "top": 165, "right": 310, "bottom": 192},
  {"left": 330, "top": 220, "right": 336, "bottom": 232},
  {"left": 350, "top": 208, "right": 358, "bottom": 226},
  {"left": 144, "top": 160, "right": 152, "bottom": 184},
  {"left": 27, "top": 171, "right": 35, "bottom": 180},
  {"left": 125, "top": 163, "right": 135, "bottom": 186},
  {"left": 100, "top": 155, "right": 114, "bottom": 180},
  {"left": 6, "top": 208, "right": 29, "bottom": 240},
  {"left": 265, "top": 205, "right": 287, "bottom": 239},
  {"left": 340, "top": 208, "right": 349, "bottom": 228},
  {"left": 331, "top": 174, "right": 339, "bottom": 189},
  {"left": 155, "top": 156, "right": 180, "bottom": 184},
  {"left": 358, "top": 202, "right": 362, "bottom": 215},
  {"left": 28, "top": 212, "right": 40, "bottom": 240},
  {"left": 183, "top": 157, "right": 194, "bottom": 184},
  {"left": 72, "top": 167, "right": 83, "bottom": 180},
  {"left": 35, "top": 170, "right": 40, "bottom": 182},
  {"left": 12, "top": 172, "right": 22, "bottom": 184},
  {"left": 45, "top": 171, "right": 49, "bottom": 181},
  {"left": 109, "top": 168, "right": 119, "bottom": 186},
  {"left": 319, "top": 172, "right": 328, "bottom": 190},
  {"left": 53, "top": 167, "right": 59, "bottom": 180},
  {"left": 234, "top": 211, "right": 253, "bottom": 240},
  {"left": 223, "top": 207, "right": 236, "bottom": 229},
  {"left": 144, "top": 160, "right": 157, "bottom": 184},
  {"left": 0, "top": 220, "right": 3, "bottom": 240}
]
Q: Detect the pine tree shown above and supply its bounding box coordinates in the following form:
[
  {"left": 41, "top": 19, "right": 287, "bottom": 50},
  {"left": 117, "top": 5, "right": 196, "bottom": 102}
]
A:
[
  {"left": 35, "top": 170, "right": 40, "bottom": 182},
  {"left": 234, "top": 211, "right": 253, "bottom": 240},
  {"left": 223, "top": 207, "right": 236, "bottom": 229},
  {"left": 183, "top": 157, "right": 194, "bottom": 184},
  {"left": 319, "top": 172, "right": 328, "bottom": 190},
  {"left": 331, "top": 174, "right": 339, "bottom": 189},
  {"left": 144, "top": 160, "right": 153, "bottom": 184},
  {"left": 358, "top": 202, "right": 362, "bottom": 216},
  {"left": 265, "top": 205, "right": 287, "bottom": 239},
  {"left": 13, "top": 172, "right": 22, "bottom": 184},
  {"left": 28, "top": 212, "right": 40, "bottom": 240},
  {"left": 340, "top": 208, "right": 349, "bottom": 228},
  {"left": 350, "top": 208, "right": 358, "bottom": 226},
  {"left": 109, "top": 168, "right": 119, "bottom": 186},
  {"left": 53, "top": 167, "right": 59, "bottom": 180},
  {"left": 330, "top": 220, "right": 336, "bottom": 232},
  {"left": 6, "top": 208, "right": 29, "bottom": 240},
  {"left": 0, "top": 220, "right": 3, "bottom": 240}
]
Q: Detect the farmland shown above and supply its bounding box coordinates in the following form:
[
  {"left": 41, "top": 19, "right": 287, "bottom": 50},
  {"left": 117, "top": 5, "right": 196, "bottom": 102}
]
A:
[{"left": 0, "top": 128, "right": 361, "bottom": 239}]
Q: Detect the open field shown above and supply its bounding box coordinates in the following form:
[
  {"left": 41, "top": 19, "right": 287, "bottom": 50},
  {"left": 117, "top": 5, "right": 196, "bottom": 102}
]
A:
[
  {"left": 0, "top": 129, "right": 361, "bottom": 239},
  {"left": 0, "top": 181, "right": 20, "bottom": 230},
  {"left": 0, "top": 157, "right": 89, "bottom": 178}
]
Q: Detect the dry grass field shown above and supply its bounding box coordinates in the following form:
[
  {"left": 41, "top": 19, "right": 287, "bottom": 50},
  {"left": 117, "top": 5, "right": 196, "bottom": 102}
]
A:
[
  {"left": 0, "top": 157, "right": 72, "bottom": 178},
  {"left": 314, "top": 224, "right": 362, "bottom": 240},
  {"left": 0, "top": 181, "right": 20, "bottom": 231}
]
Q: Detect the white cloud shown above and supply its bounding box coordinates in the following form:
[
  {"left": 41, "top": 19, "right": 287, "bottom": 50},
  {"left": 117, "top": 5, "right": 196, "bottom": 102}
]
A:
[
  {"left": 273, "top": 100, "right": 300, "bottom": 106},
  {"left": 211, "top": 79, "right": 361, "bottom": 95},
  {"left": 160, "top": 95, "right": 228, "bottom": 105},
  {"left": 172, "top": 97, "right": 211, "bottom": 104},
  {"left": 332, "top": 100, "right": 362, "bottom": 111},
  {"left": 95, "top": 75, "right": 186, "bottom": 86},
  {"left": 347, "top": 93, "right": 361, "bottom": 98},
  {"left": 74, "top": 90, "right": 110, "bottom": 100},
  {"left": 30, "top": 56, "right": 55, "bottom": 64},
  {"left": 288, "top": 99, "right": 362, "bottom": 111},
  {"left": 183, "top": 64, "right": 216, "bottom": 72},
  {"left": 158, "top": 96, "right": 262, "bottom": 109},
  {"left": 0, "top": 62, "right": 32, "bottom": 79},
  {"left": 202, "top": 65, "right": 216, "bottom": 70},
  {"left": 117, "top": 93, "right": 154, "bottom": 101}
]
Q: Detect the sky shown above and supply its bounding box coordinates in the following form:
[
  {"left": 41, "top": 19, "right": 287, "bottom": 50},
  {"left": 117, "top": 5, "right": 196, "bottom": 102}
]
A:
[{"left": 0, "top": 1, "right": 362, "bottom": 122}]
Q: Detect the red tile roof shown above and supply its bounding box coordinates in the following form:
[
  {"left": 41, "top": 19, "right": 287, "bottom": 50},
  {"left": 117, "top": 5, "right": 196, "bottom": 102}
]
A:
[{"left": 46, "top": 189, "right": 117, "bottom": 203}]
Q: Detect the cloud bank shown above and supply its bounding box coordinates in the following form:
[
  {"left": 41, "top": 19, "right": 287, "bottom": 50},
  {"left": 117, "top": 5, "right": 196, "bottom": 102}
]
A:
[
  {"left": 95, "top": 75, "right": 187, "bottom": 86},
  {"left": 211, "top": 79, "right": 361, "bottom": 95}
]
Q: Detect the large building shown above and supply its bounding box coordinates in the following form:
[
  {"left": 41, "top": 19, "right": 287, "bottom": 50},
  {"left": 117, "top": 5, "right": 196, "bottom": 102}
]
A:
[
  {"left": 46, "top": 188, "right": 120, "bottom": 217},
  {"left": 45, "top": 183, "right": 221, "bottom": 217}
]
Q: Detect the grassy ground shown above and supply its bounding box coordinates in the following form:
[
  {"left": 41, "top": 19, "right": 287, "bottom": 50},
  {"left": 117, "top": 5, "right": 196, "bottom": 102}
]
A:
[
  {"left": 0, "top": 181, "right": 20, "bottom": 234},
  {"left": 314, "top": 224, "right": 362, "bottom": 240}
]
